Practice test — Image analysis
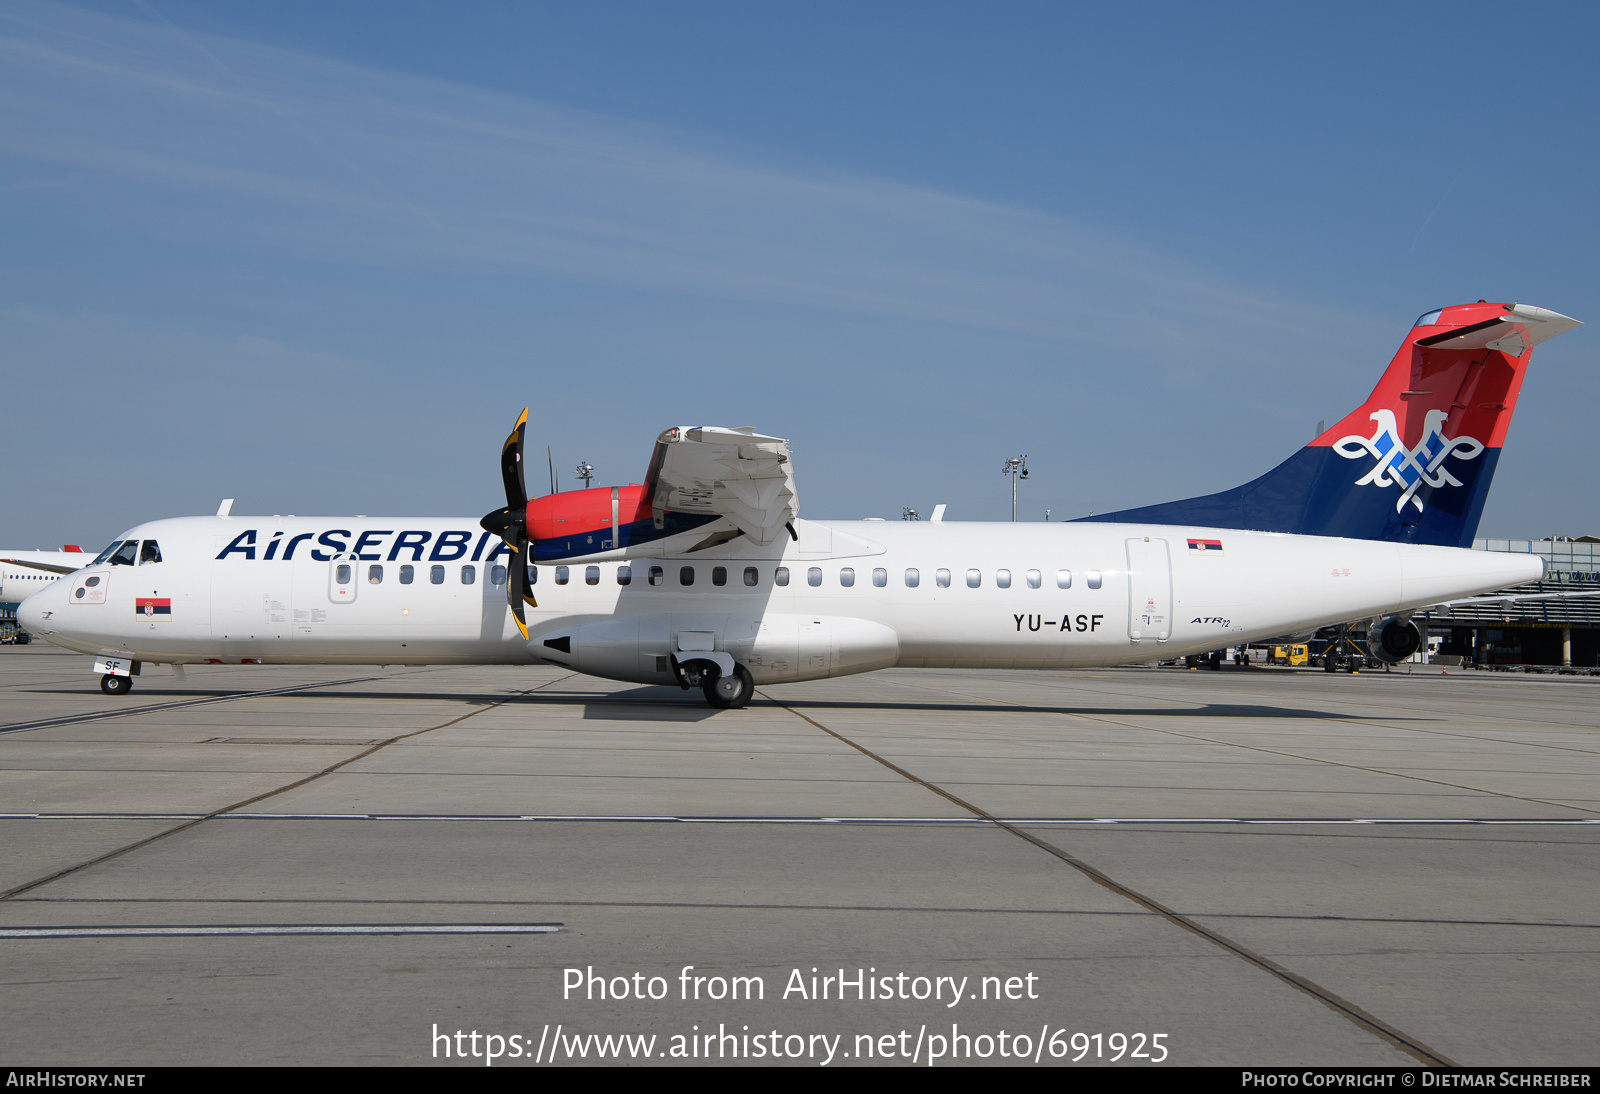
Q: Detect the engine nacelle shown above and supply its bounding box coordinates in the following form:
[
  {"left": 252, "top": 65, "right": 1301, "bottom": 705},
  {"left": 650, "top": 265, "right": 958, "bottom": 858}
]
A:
[
  {"left": 531, "top": 612, "right": 899, "bottom": 686},
  {"left": 1367, "top": 615, "right": 1422, "bottom": 664}
]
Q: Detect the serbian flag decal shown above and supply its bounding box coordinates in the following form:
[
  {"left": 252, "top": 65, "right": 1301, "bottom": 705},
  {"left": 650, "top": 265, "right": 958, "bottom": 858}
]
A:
[
  {"left": 1187, "top": 538, "right": 1224, "bottom": 555},
  {"left": 135, "top": 597, "right": 172, "bottom": 619}
]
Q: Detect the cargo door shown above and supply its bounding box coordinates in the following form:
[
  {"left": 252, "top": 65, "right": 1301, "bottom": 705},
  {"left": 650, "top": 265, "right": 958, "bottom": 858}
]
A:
[{"left": 1126, "top": 537, "right": 1172, "bottom": 643}]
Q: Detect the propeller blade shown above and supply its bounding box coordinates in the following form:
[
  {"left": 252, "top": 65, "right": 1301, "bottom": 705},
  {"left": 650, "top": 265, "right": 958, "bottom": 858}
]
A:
[
  {"left": 508, "top": 548, "right": 533, "bottom": 641},
  {"left": 483, "top": 408, "right": 537, "bottom": 642},
  {"left": 501, "top": 408, "right": 529, "bottom": 511}
]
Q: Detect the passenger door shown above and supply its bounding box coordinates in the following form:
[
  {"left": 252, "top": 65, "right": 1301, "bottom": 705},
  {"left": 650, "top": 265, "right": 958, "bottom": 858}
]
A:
[{"left": 1126, "top": 537, "right": 1172, "bottom": 644}]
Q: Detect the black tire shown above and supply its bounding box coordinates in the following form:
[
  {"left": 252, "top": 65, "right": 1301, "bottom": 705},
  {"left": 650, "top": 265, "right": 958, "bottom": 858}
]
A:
[
  {"left": 100, "top": 674, "right": 131, "bottom": 696},
  {"left": 1324, "top": 655, "right": 1339, "bottom": 673},
  {"left": 703, "top": 663, "right": 755, "bottom": 709}
]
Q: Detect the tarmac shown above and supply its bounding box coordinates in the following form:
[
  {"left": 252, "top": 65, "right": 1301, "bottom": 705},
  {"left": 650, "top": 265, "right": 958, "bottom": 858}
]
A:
[{"left": 1, "top": 644, "right": 1596, "bottom": 1067}]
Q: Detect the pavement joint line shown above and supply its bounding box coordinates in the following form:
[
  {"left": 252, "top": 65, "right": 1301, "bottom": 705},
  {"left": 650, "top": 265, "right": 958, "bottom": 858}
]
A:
[
  {"left": 898, "top": 676, "right": 1600, "bottom": 819},
  {"left": 0, "top": 675, "right": 390, "bottom": 737},
  {"left": 11, "top": 896, "right": 1600, "bottom": 931},
  {"left": 0, "top": 924, "right": 564, "bottom": 938},
  {"left": 760, "top": 688, "right": 1460, "bottom": 1069},
  {"left": 3, "top": 812, "right": 1598, "bottom": 825},
  {"left": 0, "top": 673, "right": 577, "bottom": 902}
]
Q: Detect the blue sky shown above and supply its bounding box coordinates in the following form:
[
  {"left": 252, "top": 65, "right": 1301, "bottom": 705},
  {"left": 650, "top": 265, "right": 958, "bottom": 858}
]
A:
[{"left": 2, "top": 0, "right": 1595, "bottom": 548}]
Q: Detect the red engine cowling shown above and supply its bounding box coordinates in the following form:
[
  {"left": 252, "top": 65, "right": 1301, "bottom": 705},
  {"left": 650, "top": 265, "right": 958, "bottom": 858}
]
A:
[{"left": 527, "top": 485, "right": 649, "bottom": 542}]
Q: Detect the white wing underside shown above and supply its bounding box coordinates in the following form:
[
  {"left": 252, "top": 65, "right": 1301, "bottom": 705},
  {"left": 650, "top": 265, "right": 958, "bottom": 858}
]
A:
[{"left": 647, "top": 426, "right": 798, "bottom": 547}]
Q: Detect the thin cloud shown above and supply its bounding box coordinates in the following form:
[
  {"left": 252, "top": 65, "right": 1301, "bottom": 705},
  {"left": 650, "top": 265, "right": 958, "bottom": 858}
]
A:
[{"left": 0, "top": 0, "right": 1377, "bottom": 356}]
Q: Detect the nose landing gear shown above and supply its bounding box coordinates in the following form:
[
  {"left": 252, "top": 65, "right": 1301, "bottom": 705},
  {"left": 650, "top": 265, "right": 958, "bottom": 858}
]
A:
[{"left": 100, "top": 674, "right": 132, "bottom": 696}]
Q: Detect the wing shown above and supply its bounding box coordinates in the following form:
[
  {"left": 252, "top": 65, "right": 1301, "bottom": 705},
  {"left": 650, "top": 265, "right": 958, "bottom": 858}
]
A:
[
  {"left": 1, "top": 558, "right": 80, "bottom": 575},
  {"left": 643, "top": 427, "right": 798, "bottom": 547}
]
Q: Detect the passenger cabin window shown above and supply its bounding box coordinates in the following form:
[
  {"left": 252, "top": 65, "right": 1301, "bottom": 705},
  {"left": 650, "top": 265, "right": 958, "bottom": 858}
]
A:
[
  {"left": 555, "top": 566, "right": 570, "bottom": 585},
  {"left": 367, "top": 564, "right": 383, "bottom": 584},
  {"left": 839, "top": 567, "right": 855, "bottom": 587},
  {"left": 461, "top": 565, "right": 476, "bottom": 585},
  {"left": 432, "top": 565, "right": 446, "bottom": 585},
  {"left": 712, "top": 566, "right": 727, "bottom": 587},
  {"left": 110, "top": 540, "right": 138, "bottom": 567},
  {"left": 1056, "top": 569, "right": 1072, "bottom": 589},
  {"left": 528, "top": 565, "right": 538, "bottom": 584},
  {"left": 936, "top": 568, "right": 951, "bottom": 588},
  {"left": 966, "top": 569, "right": 981, "bottom": 588},
  {"left": 905, "top": 568, "right": 919, "bottom": 587},
  {"left": 585, "top": 565, "right": 600, "bottom": 585},
  {"left": 139, "top": 541, "right": 161, "bottom": 564},
  {"left": 996, "top": 569, "right": 1011, "bottom": 588},
  {"left": 807, "top": 567, "right": 822, "bottom": 587},
  {"left": 679, "top": 566, "right": 695, "bottom": 586},
  {"left": 399, "top": 564, "right": 415, "bottom": 584},
  {"left": 617, "top": 565, "right": 632, "bottom": 586},
  {"left": 872, "top": 567, "right": 887, "bottom": 587},
  {"left": 648, "top": 565, "right": 664, "bottom": 586},
  {"left": 1026, "top": 569, "right": 1041, "bottom": 589},
  {"left": 775, "top": 567, "right": 790, "bottom": 587},
  {"left": 490, "top": 565, "right": 507, "bottom": 585},
  {"left": 336, "top": 563, "right": 352, "bottom": 584},
  {"left": 1086, "top": 569, "right": 1102, "bottom": 589},
  {"left": 743, "top": 567, "right": 758, "bottom": 587}
]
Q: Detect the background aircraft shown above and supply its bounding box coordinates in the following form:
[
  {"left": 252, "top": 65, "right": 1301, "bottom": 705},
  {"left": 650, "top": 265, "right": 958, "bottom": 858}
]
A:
[{"left": 0, "top": 546, "right": 86, "bottom": 638}]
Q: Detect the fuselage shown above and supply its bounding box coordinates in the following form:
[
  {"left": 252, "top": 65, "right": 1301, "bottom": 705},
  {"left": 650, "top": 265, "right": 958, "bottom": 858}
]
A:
[{"left": 19, "top": 515, "right": 1542, "bottom": 684}]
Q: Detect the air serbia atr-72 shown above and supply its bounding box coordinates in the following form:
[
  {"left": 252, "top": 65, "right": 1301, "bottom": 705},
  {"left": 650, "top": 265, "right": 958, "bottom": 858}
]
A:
[{"left": 18, "top": 302, "right": 1582, "bottom": 707}]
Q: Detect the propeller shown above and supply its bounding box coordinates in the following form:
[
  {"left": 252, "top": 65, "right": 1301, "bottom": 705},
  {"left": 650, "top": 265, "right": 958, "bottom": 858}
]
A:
[{"left": 479, "top": 408, "right": 536, "bottom": 640}]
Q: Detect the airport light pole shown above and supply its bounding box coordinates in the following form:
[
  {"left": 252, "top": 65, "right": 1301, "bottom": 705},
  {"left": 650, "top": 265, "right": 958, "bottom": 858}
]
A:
[
  {"left": 1001, "top": 455, "right": 1029, "bottom": 522},
  {"left": 574, "top": 461, "right": 595, "bottom": 489}
]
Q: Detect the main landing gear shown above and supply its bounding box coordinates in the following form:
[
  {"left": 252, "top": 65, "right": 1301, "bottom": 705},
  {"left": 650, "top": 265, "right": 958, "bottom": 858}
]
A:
[
  {"left": 673, "top": 656, "right": 756, "bottom": 709},
  {"left": 704, "top": 664, "right": 755, "bottom": 710},
  {"left": 100, "top": 674, "right": 132, "bottom": 696}
]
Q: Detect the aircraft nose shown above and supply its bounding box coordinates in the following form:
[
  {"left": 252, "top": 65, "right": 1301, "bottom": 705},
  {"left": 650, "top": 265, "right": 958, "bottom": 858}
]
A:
[{"left": 18, "top": 584, "right": 64, "bottom": 639}]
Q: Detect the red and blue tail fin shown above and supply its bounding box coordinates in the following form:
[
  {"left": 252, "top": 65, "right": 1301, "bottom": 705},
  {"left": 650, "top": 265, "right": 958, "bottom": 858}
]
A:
[{"left": 1076, "top": 302, "right": 1581, "bottom": 547}]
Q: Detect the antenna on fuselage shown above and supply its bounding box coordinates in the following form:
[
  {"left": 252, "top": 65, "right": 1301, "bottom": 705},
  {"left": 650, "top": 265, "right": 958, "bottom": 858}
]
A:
[{"left": 547, "top": 446, "right": 556, "bottom": 495}]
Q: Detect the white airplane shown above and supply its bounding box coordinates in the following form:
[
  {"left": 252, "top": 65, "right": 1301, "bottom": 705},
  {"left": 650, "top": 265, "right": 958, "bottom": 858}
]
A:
[
  {"left": 1, "top": 546, "right": 88, "bottom": 635},
  {"left": 18, "top": 302, "right": 1580, "bottom": 706}
]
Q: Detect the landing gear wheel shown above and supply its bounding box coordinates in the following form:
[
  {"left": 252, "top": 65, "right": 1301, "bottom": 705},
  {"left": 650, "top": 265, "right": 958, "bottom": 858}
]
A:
[
  {"left": 100, "top": 674, "right": 131, "bottom": 696},
  {"left": 703, "top": 664, "right": 754, "bottom": 709}
]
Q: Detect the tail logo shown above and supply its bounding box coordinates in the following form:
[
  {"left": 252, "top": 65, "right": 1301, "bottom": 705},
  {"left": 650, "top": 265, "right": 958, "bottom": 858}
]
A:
[{"left": 1333, "top": 409, "right": 1484, "bottom": 513}]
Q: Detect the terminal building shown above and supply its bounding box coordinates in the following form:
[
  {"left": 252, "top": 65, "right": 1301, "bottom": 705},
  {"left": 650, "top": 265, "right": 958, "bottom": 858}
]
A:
[{"left": 1427, "top": 538, "right": 1600, "bottom": 668}]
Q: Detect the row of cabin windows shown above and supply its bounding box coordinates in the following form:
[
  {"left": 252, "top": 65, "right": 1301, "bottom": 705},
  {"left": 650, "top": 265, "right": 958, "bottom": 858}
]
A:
[
  {"left": 537, "top": 564, "right": 1103, "bottom": 589},
  {"left": 334, "top": 563, "right": 503, "bottom": 586},
  {"left": 331, "top": 561, "right": 1105, "bottom": 592}
]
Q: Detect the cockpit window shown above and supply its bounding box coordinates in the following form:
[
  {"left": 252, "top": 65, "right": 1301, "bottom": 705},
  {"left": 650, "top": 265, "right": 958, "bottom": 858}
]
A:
[
  {"left": 91, "top": 541, "right": 124, "bottom": 565},
  {"left": 139, "top": 540, "right": 162, "bottom": 565},
  {"left": 1415, "top": 308, "right": 1444, "bottom": 327},
  {"left": 109, "top": 540, "right": 138, "bottom": 566}
]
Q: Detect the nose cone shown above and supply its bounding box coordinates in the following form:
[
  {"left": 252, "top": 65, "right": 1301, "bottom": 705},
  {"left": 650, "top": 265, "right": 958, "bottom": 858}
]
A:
[{"left": 18, "top": 583, "right": 65, "bottom": 640}]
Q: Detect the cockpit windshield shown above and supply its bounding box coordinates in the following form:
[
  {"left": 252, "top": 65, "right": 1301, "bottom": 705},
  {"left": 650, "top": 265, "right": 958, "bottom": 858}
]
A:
[
  {"left": 139, "top": 540, "right": 162, "bottom": 565},
  {"left": 109, "top": 540, "right": 139, "bottom": 566},
  {"left": 91, "top": 541, "right": 124, "bottom": 565}
]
